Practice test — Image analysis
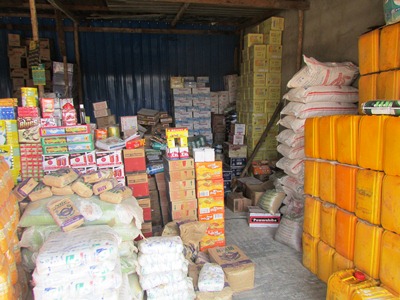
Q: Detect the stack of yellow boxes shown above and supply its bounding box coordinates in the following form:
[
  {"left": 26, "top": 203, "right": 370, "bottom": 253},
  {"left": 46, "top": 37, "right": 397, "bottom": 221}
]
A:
[
  {"left": 236, "top": 16, "right": 284, "bottom": 161},
  {"left": 0, "top": 98, "right": 20, "bottom": 184},
  {"left": 358, "top": 22, "right": 400, "bottom": 113},
  {"left": 303, "top": 114, "right": 400, "bottom": 298},
  {"left": 0, "top": 157, "right": 29, "bottom": 299},
  {"left": 195, "top": 160, "right": 225, "bottom": 251}
]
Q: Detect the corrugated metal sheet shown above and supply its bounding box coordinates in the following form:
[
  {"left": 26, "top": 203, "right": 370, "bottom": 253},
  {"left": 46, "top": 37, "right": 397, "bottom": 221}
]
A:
[{"left": 0, "top": 18, "right": 238, "bottom": 120}]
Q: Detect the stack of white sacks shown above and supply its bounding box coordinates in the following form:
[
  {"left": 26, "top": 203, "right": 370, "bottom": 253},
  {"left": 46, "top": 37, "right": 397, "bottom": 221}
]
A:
[
  {"left": 32, "top": 226, "right": 123, "bottom": 300},
  {"left": 137, "top": 236, "right": 196, "bottom": 300},
  {"left": 274, "top": 55, "right": 359, "bottom": 251}
]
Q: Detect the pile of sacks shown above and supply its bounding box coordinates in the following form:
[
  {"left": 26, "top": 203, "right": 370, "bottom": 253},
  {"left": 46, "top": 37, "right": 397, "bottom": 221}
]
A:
[
  {"left": 137, "top": 236, "right": 196, "bottom": 300},
  {"left": 32, "top": 226, "right": 123, "bottom": 299}
]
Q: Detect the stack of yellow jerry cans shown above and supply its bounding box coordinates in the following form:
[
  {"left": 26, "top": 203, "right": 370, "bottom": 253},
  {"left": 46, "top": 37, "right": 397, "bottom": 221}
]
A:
[{"left": 236, "top": 16, "right": 284, "bottom": 161}]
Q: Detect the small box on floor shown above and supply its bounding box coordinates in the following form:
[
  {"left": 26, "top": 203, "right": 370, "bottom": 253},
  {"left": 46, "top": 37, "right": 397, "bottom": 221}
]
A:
[
  {"left": 208, "top": 245, "right": 255, "bottom": 293},
  {"left": 226, "top": 192, "right": 252, "bottom": 213},
  {"left": 248, "top": 206, "right": 281, "bottom": 227}
]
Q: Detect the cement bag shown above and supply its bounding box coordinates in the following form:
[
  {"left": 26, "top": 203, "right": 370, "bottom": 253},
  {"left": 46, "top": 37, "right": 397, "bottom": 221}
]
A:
[
  {"left": 51, "top": 185, "right": 74, "bottom": 196},
  {"left": 276, "top": 129, "right": 304, "bottom": 148},
  {"left": 278, "top": 115, "right": 305, "bottom": 133},
  {"left": 138, "top": 236, "right": 184, "bottom": 254},
  {"left": 35, "top": 225, "right": 120, "bottom": 275},
  {"left": 274, "top": 215, "right": 303, "bottom": 252},
  {"left": 198, "top": 263, "right": 224, "bottom": 292},
  {"left": 146, "top": 277, "right": 196, "bottom": 300},
  {"left": 138, "top": 252, "right": 183, "bottom": 266},
  {"left": 276, "top": 157, "right": 304, "bottom": 176},
  {"left": 19, "top": 194, "right": 141, "bottom": 227},
  {"left": 287, "top": 55, "right": 358, "bottom": 88},
  {"left": 283, "top": 86, "right": 358, "bottom": 103},
  {"left": 277, "top": 144, "right": 305, "bottom": 160},
  {"left": 42, "top": 168, "right": 79, "bottom": 188},
  {"left": 71, "top": 177, "right": 93, "bottom": 198},
  {"left": 137, "top": 255, "right": 188, "bottom": 275},
  {"left": 119, "top": 273, "right": 144, "bottom": 300},
  {"left": 384, "top": 0, "right": 400, "bottom": 25},
  {"left": 162, "top": 221, "right": 180, "bottom": 236},
  {"left": 281, "top": 101, "right": 358, "bottom": 119},
  {"left": 29, "top": 182, "right": 53, "bottom": 201},
  {"left": 258, "top": 189, "right": 285, "bottom": 214},
  {"left": 139, "top": 270, "right": 188, "bottom": 290}
]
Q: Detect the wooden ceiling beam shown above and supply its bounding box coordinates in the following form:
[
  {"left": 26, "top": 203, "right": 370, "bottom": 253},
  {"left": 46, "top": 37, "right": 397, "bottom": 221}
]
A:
[
  {"left": 47, "top": 0, "right": 79, "bottom": 23},
  {"left": 0, "top": 3, "right": 110, "bottom": 12},
  {"left": 171, "top": 3, "right": 190, "bottom": 27},
  {"left": 147, "top": 0, "right": 310, "bottom": 10}
]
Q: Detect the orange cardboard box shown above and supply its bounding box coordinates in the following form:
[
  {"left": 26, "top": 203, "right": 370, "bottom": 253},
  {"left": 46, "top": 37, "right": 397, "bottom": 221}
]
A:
[
  {"left": 163, "top": 156, "right": 194, "bottom": 171},
  {"left": 171, "top": 208, "right": 197, "bottom": 220},
  {"left": 196, "top": 179, "right": 224, "bottom": 198},
  {"left": 195, "top": 161, "right": 223, "bottom": 180},
  {"left": 198, "top": 211, "right": 225, "bottom": 222},
  {"left": 200, "top": 234, "right": 226, "bottom": 252},
  {"left": 198, "top": 196, "right": 225, "bottom": 215}
]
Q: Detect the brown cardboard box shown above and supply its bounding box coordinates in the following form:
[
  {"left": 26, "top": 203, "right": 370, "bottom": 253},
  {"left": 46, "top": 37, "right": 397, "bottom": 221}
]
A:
[
  {"left": 10, "top": 68, "right": 29, "bottom": 79},
  {"left": 163, "top": 156, "right": 194, "bottom": 171},
  {"left": 223, "top": 142, "right": 247, "bottom": 158},
  {"left": 245, "top": 180, "right": 274, "bottom": 206},
  {"left": 208, "top": 245, "right": 255, "bottom": 292},
  {"left": 226, "top": 192, "right": 252, "bottom": 212},
  {"left": 168, "top": 189, "right": 197, "bottom": 202},
  {"left": 167, "top": 179, "right": 195, "bottom": 191},
  {"left": 137, "top": 198, "right": 151, "bottom": 221},
  {"left": 94, "top": 109, "right": 111, "bottom": 118},
  {"left": 8, "top": 34, "right": 20, "bottom": 47},
  {"left": 96, "top": 115, "right": 116, "bottom": 128},
  {"left": 165, "top": 169, "right": 195, "bottom": 182}
]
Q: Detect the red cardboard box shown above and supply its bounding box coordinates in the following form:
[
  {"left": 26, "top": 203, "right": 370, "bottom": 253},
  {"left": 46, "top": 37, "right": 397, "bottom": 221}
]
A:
[
  {"left": 123, "top": 148, "right": 146, "bottom": 172},
  {"left": 247, "top": 206, "right": 281, "bottom": 227},
  {"left": 138, "top": 198, "right": 152, "bottom": 221},
  {"left": 126, "top": 172, "right": 149, "bottom": 197}
]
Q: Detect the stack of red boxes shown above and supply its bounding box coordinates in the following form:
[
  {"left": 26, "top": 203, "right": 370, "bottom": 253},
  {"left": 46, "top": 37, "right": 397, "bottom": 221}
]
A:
[
  {"left": 18, "top": 107, "right": 42, "bottom": 181},
  {"left": 195, "top": 160, "right": 225, "bottom": 251},
  {"left": 124, "top": 144, "right": 152, "bottom": 237},
  {"left": 163, "top": 156, "right": 196, "bottom": 221}
]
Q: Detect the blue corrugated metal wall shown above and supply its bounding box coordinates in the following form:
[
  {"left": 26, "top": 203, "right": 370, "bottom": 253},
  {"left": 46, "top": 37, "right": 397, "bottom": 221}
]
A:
[{"left": 0, "top": 18, "right": 238, "bottom": 119}]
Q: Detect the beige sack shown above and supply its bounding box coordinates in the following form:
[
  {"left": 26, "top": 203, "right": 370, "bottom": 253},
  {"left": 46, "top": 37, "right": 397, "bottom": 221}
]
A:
[
  {"left": 71, "top": 177, "right": 93, "bottom": 198},
  {"left": 83, "top": 169, "right": 113, "bottom": 184},
  {"left": 92, "top": 178, "right": 119, "bottom": 195},
  {"left": 42, "top": 168, "right": 79, "bottom": 188},
  {"left": 99, "top": 185, "right": 132, "bottom": 204},
  {"left": 29, "top": 183, "right": 53, "bottom": 201},
  {"left": 51, "top": 185, "right": 74, "bottom": 196}
]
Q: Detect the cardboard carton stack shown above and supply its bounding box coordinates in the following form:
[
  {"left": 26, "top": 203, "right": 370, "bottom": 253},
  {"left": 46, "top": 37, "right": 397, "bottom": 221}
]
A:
[
  {"left": 212, "top": 114, "right": 226, "bottom": 145},
  {"left": 163, "top": 157, "right": 197, "bottom": 222},
  {"left": 51, "top": 61, "right": 72, "bottom": 96},
  {"left": 224, "top": 74, "right": 239, "bottom": 104},
  {"left": 195, "top": 160, "right": 225, "bottom": 251},
  {"left": 155, "top": 172, "right": 169, "bottom": 225},
  {"left": 237, "top": 16, "right": 284, "bottom": 161},
  {"left": 93, "top": 101, "right": 116, "bottom": 129},
  {"left": 171, "top": 77, "right": 213, "bottom": 144},
  {"left": 8, "top": 34, "right": 28, "bottom": 98},
  {"left": 148, "top": 176, "right": 163, "bottom": 234},
  {"left": 222, "top": 142, "right": 247, "bottom": 194}
]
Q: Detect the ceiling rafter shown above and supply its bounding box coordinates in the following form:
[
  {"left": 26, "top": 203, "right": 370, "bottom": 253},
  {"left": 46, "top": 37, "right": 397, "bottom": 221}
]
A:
[{"left": 171, "top": 3, "right": 190, "bottom": 27}]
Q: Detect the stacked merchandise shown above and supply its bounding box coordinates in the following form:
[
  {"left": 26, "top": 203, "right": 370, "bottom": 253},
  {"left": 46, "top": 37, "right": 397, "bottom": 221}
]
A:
[
  {"left": 224, "top": 123, "right": 247, "bottom": 179},
  {"left": 8, "top": 34, "right": 28, "bottom": 98},
  {"left": 165, "top": 127, "right": 189, "bottom": 159},
  {"left": 163, "top": 156, "right": 197, "bottom": 222},
  {"left": 138, "top": 108, "right": 173, "bottom": 136},
  {"left": 236, "top": 16, "right": 284, "bottom": 161},
  {"left": 171, "top": 78, "right": 213, "bottom": 144},
  {"left": 222, "top": 141, "right": 247, "bottom": 194},
  {"left": 223, "top": 74, "right": 239, "bottom": 105},
  {"left": 274, "top": 55, "right": 359, "bottom": 252},
  {"left": 0, "top": 98, "right": 21, "bottom": 183},
  {"left": 137, "top": 236, "right": 195, "bottom": 299},
  {"left": 0, "top": 157, "right": 28, "bottom": 300},
  {"left": 303, "top": 115, "right": 400, "bottom": 299},
  {"left": 124, "top": 143, "right": 152, "bottom": 237},
  {"left": 195, "top": 159, "right": 225, "bottom": 251},
  {"left": 52, "top": 61, "right": 73, "bottom": 97},
  {"left": 155, "top": 172, "right": 169, "bottom": 226},
  {"left": 32, "top": 226, "right": 123, "bottom": 299},
  {"left": 148, "top": 176, "right": 163, "bottom": 235},
  {"left": 211, "top": 114, "right": 225, "bottom": 145},
  {"left": 93, "top": 101, "right": 116, "bottom": 129},
  {"left": 357, "top": 23, "right": 400, "bottom": 113}
]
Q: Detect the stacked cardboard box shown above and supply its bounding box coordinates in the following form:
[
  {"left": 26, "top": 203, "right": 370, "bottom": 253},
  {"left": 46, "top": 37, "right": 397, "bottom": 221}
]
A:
[
  {"left": 212, "top": 114, "right": 226, "bottom": 145},
  {"left": 237, "top": 16, "right": 284, "bottom": 161},
  {"left": 170, "top": 76, "right": 209, "bottom": 89},
  {"left": 224, "top": 123, "right": 247, "bottom": 180},
  {"left": 93, "top": 101, "right": 116, "bottom": 129},
  {"left": 163, "top": 157, "right": 197, "bottom": 222},
  {"left": 224, "top": 74, "right": 239, "bottom": 104},
  {"left": 172, "top": 82, "right": 213, "bottom": 144},
  {"left": 195, "top": 160, "right": 225, "bottom": 251},
  {"left": 155, "top": 172, "right": 169, "bottom": 225},
  {"left": 223, "top": 142, "right": 247, "bottom": 193},
  {"left": 51, "top": 61, "right": 73, "bottom": 96},
  {"left": 148, "top": 175, "right": 163, "bottom": 235},
  {"left": 8, "top": 34, "right": 28, "bottom": 98}
]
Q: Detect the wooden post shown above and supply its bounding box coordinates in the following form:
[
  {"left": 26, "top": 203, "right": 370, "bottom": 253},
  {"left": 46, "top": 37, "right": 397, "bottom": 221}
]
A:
[
  {"left": 55, "top": 9, "right": 70, "bottom": 97},
  {"left": 297, "top": 10, "right": 304, "bottom": 70},
  {"left": 74, "top": 22, "right": 83, "bottom": 105},
  {"left": 29, "top": 0, "right": 44, "bottom": 97}
]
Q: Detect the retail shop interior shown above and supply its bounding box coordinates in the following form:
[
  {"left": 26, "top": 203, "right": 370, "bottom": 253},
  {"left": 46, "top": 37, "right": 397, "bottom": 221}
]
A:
[{"left": 0, "top": 1, "right": 400, "bottom": 299}]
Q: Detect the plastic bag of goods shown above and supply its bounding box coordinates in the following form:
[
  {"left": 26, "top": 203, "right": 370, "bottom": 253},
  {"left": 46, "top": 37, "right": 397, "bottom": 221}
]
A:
[
  {"left": 274, "top": 215, "right": 303, "bottom": 252},
  {"left": 258, "top": 189, "right": 285, "bottom": 214},
  {"left": 287, "top": 55, "right": 358, "bottom": 88},
  {"left": 198, "top": 263, "right": 224, "bottom": 292},
  {"left": 119, "top": 272, "right": 144, "bottom": 300},
  {"left": 137, "top": 255, "right": 188, "bottom": 276},
  {"left": 139, "top": 269, "right": 188, "bottom": 290},
  {"left": 34, "top": 225, "right": 121, "bottom": 275},
  {"left": 146, "top": 277, "right": 196, "bottom": 300},
  {"left": 137, "top": 236, "right": 184, "bottom": 254}
]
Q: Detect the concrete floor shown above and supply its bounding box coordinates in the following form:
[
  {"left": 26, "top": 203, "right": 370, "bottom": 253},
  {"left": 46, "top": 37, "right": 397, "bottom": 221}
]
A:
[{"left": 225, "top": 208, "right": 327, "bottom": 300}]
